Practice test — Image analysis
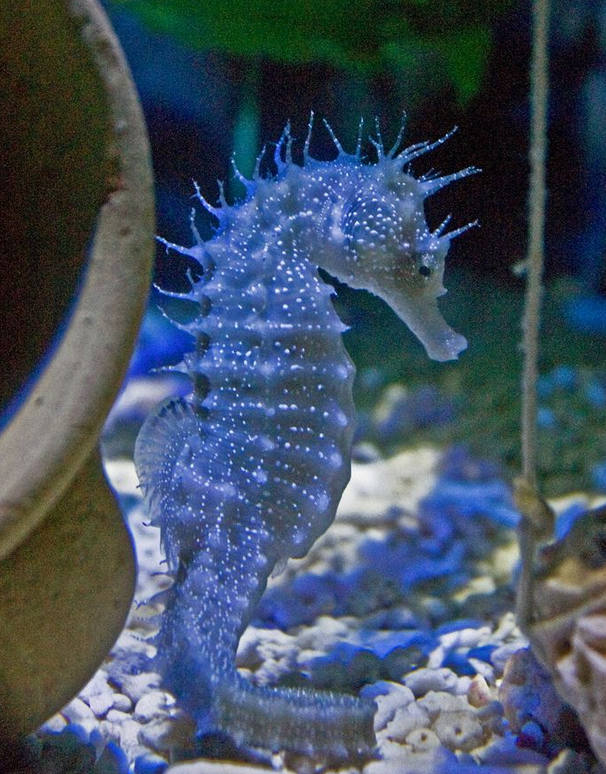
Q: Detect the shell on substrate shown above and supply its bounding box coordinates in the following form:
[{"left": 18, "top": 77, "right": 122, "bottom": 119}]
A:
[{"left": 528, "top": 503, "right": 606, "bottom": 766}]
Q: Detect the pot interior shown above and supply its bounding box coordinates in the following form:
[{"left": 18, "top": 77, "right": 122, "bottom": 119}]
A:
[{"left": 0, "top": 4, "right": 115, "bottom": 419}]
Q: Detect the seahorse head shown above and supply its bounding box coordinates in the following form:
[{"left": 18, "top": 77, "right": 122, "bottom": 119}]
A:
[
  {"left": 341, "top": 174, "right": 468, "bottom": 362},
  {"left": 314, "top": 124, "right": 476, "bottom": 362}
]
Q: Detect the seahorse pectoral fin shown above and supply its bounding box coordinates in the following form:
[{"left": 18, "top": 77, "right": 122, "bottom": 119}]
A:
[{"left": 387, "top": 293, "right": 467, "bottom": 361}]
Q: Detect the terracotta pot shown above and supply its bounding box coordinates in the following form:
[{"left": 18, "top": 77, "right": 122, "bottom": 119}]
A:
[{"left": 0, "top": 0, "right": 154, "bottom": 747}]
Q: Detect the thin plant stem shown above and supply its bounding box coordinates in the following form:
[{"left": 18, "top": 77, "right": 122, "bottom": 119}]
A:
[{"left": 516, "top": 0, "right": 550, "bottom": 629}]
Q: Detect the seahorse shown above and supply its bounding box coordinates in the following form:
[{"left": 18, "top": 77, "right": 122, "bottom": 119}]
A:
[{"left": 134, "top": 116, "right": 475, "bottom": 763}]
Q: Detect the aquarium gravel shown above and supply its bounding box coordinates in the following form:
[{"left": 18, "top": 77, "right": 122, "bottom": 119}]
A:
[{"left": 17, "top": 376, "right": 605, "bottom": 773}]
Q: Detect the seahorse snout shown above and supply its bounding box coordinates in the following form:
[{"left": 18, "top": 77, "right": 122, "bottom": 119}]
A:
[{"left": 386, "top": 292, "right": 467, "bottom": 361}]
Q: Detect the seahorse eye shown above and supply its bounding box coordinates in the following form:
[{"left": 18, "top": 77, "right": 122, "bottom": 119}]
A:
[{"left": 418, "top": 264, "right": 432, "bottom": 277}]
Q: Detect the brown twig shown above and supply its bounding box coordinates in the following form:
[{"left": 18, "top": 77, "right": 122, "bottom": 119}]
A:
[{"left": 516, "top": 0, "right": 550, "bottom": 630}]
